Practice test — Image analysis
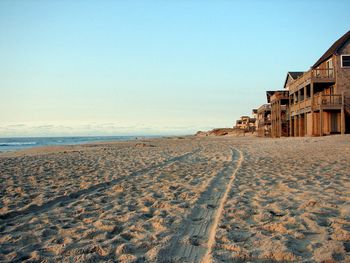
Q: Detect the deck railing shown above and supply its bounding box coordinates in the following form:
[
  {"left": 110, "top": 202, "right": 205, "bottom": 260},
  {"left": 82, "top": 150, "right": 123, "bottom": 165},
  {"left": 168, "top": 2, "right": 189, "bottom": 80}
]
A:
[
  {"left": 290, "top": 94, "right": 343, "bottom": 114},
  {"left": 257, "top": 104, "right": 271, "bottom": 113},
  {"left": 289, "top": 71, "right": 311, "bottom": 93},
  {"left": 312, "top": 68, "right": 334, "bottom": 79},
  {"left": 290, "top": 98, "right": 311, "bottom": 114},
  {"left": 270, "top": 91, "right": 289, "bottom": 102},
  {"left": 289, "top": 68, "right": 335, "bottom": 93},
  {"left": 258, "top": 118, "right": 271, "bottom": 126},
  {"left": 312, "top": 94, "right": 342, "bottom": 107}
]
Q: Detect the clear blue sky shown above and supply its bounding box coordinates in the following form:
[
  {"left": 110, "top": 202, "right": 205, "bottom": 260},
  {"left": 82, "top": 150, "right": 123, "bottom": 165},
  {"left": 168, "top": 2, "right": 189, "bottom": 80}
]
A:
[{"left": 0, "top": 0, "right": 349, "bottom": 136}]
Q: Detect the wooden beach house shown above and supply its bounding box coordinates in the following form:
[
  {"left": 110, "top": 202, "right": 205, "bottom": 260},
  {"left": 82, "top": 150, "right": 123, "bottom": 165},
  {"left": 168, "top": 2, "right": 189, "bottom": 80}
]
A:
[
  {"left": 235, "top": 116, "right": 256, "bottom": 133},
  {"left": 270, "top": 90, "right": 290, "bottom": 138},
  {"left": 287, "top": 30, "right": 350, "bottom": 136},
  {"left": 257, "top": 104, "right": 271, "bottom": 137},
  {"left": 235, "top": 116, "right": 250, "bottom": 130}
]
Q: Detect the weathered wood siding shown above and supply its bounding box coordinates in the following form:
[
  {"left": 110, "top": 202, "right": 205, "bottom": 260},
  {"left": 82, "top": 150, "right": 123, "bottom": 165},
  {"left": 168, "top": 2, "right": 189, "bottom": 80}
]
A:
[
  {"left": 336, "top": 39, "right": 350, "bottom": 96},
  {"left": 306, "top": 113, "right": 313, "bottom": 136}
]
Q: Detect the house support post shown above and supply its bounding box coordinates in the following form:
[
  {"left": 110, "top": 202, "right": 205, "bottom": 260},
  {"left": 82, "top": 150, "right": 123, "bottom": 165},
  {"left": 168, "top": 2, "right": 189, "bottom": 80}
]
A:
[
  {"left": 341, "top": 92, "right": 345, "bottom": 134},
  {"left": 320, "top": 108, "right": 323, "bottom": 136},
  {"left": 278, "top": 100, "right": 282, "bottom": 137},
  {"left": 289, "top": 96, "right": 292, "bottom": 137},
  {"left": 310, "top": 83, "right": 314, "bottom": 136}
]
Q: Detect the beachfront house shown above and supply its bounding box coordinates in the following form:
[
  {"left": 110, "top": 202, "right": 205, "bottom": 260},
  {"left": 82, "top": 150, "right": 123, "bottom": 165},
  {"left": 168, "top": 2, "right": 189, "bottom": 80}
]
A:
[
  {"left": 235, "top": 116, "right": 256, "bottom": 133},
  {"left": 270, "top": 90, "right": 290, "bottom": 138},
  {"left": 235, "top": 116, "right": 250, "bottom": 130},
  {"left": 233, "top": 116, "right": 256, "bottom": 133},
  {"left": 287, "top": 30, "right": 350, "bottom": 136},
  {"left": 257, "top": 104, "right": 271, "bottom": 137}
]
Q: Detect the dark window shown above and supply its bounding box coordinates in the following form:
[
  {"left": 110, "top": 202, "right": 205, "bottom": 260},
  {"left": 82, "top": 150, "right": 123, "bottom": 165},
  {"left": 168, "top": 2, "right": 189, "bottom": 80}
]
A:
[{"left": 342, "top": 55, "right": 350, "bottom": 67}]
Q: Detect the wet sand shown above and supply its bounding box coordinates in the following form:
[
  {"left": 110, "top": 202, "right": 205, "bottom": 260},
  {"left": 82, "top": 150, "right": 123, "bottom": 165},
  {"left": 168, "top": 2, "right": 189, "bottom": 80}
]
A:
[{"left": 0, "top": 136, "right": 349, "bottom": 262}]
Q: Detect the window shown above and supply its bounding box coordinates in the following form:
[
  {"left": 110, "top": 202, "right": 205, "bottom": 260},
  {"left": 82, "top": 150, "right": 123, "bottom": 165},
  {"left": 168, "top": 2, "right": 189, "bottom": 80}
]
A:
[
  {"left": 341, "top": 55, "right": 350, "bottom": 67},
  {"left": 327, "top": 59, "right": 333, "bottom": 69},
  {"left": 326, "top": 59, "right": 334, "bottom": 77},
  {"left": 315, "top": 66, "right": 320, "bottom": 76}
]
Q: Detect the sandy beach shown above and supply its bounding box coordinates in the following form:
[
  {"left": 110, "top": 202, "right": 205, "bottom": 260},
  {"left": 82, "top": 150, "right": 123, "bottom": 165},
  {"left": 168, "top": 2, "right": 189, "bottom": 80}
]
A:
[{"left": 1, "top": 136, "right": 350, "bottom": 262}]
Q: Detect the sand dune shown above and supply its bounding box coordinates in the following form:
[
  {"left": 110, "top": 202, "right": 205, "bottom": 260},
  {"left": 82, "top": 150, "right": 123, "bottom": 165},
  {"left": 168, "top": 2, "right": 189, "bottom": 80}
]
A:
[{"left": 1, "top": 136, "right": 350, "bottom": 262}]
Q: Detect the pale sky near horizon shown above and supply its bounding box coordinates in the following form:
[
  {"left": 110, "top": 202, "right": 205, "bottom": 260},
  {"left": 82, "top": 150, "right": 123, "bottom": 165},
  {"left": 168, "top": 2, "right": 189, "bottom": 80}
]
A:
[{"left": 1, "top": 0, "right": 349, "bottom": 137}]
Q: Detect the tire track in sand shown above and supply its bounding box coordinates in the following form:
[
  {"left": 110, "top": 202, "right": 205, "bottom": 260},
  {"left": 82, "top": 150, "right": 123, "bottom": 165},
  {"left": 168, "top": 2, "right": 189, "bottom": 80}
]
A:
[{"left": 158, "top": 147, "right": 243, "bottom": 263}]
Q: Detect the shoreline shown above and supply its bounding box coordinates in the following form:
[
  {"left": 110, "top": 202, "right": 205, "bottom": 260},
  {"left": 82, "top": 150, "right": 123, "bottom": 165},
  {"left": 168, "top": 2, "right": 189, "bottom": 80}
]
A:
[
  {"left": 0, "top": 135, "right": 170, "bottom": 157},
  {"left": 0, "top": 135, "right": 167, "bottom": 154},
  {"left": 2, "top": 133, "right": 349, "bottom": 157}
]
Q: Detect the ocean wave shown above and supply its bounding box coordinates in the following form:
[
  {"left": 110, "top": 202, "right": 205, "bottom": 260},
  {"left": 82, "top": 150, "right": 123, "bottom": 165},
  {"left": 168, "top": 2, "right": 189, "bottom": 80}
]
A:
[{"left": 0, "top": 142, "right": 37, "bottom": 146}]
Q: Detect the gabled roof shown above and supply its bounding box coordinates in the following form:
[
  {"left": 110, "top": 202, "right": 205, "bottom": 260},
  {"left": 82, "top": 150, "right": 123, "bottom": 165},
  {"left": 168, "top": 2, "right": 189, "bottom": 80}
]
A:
[
  {"left": 266, "top": 91, "right": 276, "bottom": 103},
  {"left": 289, "top": 72, "right": 304, "bottom": 79},
  {"left": 283, "top": 71, "right": 304, "bottom": 89},
  {"left": 312, "top": 30, "right": 350, "bottom": 69}
]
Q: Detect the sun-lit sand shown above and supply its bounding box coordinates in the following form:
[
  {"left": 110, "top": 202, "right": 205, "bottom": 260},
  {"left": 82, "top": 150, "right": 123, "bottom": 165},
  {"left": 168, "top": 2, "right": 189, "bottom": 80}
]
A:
[{"left": 1, "top": 135, "right": 350, "bottom": 262}]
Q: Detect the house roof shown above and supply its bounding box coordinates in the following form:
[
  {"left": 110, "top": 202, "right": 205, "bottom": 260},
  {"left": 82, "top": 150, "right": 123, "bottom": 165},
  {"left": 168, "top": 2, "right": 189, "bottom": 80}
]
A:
[
  {"left": 312, "top": 30, "right": 350, "bottom": 69},
  {"left": 266, "top": 91, "right": 278, "bottom": 103},
  {"left": 283, "top": 71, "right": 304, "bottom": 89},
  {"left": 289, "top": 72, "right": 304, "bottom": 79},
  {"left": 266, "top": 90, "right": 289, "bottom": 103},
  {"left": 257, "top": 104, "right": 271, "bottom": 113}
]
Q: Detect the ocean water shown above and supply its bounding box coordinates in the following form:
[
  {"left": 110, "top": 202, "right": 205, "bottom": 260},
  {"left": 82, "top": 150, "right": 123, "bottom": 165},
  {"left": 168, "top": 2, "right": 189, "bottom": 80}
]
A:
[{"left": 0, "top": 136, "right": 155, "bottom": 152}]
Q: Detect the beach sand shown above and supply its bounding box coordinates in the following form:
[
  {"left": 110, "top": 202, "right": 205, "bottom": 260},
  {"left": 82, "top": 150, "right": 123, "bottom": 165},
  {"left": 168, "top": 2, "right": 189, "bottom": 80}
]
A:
[{"left": 0, "top": 136, "right": 349, "bottom": 262}]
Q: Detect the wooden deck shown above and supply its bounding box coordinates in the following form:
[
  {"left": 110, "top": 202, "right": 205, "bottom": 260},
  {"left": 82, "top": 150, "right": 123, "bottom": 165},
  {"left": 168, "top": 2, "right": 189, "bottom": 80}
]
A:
[
  {"left": 290, "top": 94, "right": 343, "bottom": 116},
  {"left": 289, "top": 69, "right": 335, "bottom": 94}
]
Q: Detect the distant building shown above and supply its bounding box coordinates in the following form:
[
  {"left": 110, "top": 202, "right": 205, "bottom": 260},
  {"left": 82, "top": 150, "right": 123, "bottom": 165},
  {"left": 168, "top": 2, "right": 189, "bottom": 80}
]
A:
[
  {"left": 235, "top": 116, "right": 250, "bottom": 130},
  {"left": 257, "top": 104, "right": 271, "bottom": 137},
  {"left": 270, "top": 90, "right": 290, "bottom": 137},
  {"left": 235, "top": 115, "right": 256, "bottom": 133}
]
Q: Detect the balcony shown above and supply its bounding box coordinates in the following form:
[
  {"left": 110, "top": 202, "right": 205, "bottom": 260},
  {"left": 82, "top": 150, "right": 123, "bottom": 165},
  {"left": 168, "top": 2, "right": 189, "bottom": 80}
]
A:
[
  {"left": 257, "top": 104, "right": 271, "bottom": 112},
  {"left": 313, "top": 94, "right": 343, "bottom": 109},
  {"left": 290, "top": 94, "right": 343, "bottom": 116},
  {"left": 290, "top": 98, "right": 312, "bottom": 115},
  {"left": 258, "top": 118, "right": 271, "bottom": 126},
  {"left": 289, "top": 68, "right": 335, "bottom": 94},
  {"left": 270, "top": 91, "right": 289, "bottom": 103}
]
